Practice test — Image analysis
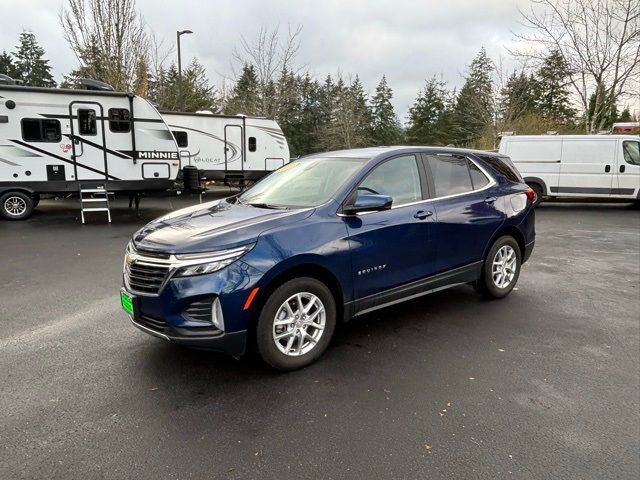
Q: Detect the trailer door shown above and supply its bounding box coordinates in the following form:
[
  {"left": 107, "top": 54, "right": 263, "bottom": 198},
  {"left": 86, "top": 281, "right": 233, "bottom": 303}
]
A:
[
  {"left": 224, "top": 125, "right": 243, "bottom": 172},
  {"left": 69, "top": 102, "right": 108, "bottom": 181}
]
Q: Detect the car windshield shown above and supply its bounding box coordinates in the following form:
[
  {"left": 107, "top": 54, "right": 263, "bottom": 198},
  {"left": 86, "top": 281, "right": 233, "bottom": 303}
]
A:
[{"left": 237, "top": 157, "right": 368, "bottom": 208}]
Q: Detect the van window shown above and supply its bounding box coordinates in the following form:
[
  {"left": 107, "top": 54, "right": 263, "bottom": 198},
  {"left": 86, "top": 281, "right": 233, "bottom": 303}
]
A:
[
  {"left": 360, "top": 155, "right": 422, "bottom": 206},
  {"left": 21, "top": 118, "right": 61, "bottom": 142},
  {"left": 622, "top": 141, "right": 640, "bottom": 166},
  {"left": 78, "top": 109, "right": 97, "bottom": 136},
  {"left": 248, "top": 137, "right": 257, "bottom": 152},
  {"left": 108, "top": 108, "right": 131, "bottom": 133},
  {"left": 173, "top": 130, "right": 188, "bottom": 148},
  {"left": 427, "top": 155, "right": 473, "bottom": 197}
]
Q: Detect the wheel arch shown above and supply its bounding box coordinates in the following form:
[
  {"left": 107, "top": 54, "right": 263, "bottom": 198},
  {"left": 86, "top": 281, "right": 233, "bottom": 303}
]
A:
[
  {"left": 523, "top": 177, "right": 547, "bottom": 196},
  {"left": 483, "top": 225, "right": 526, "bottom": 262},
  {"left": 0, "top": 186, "right": 37, "bottom": 197},
  {"left": 251, "top": 262, "right": 346, "bottom": 328}
]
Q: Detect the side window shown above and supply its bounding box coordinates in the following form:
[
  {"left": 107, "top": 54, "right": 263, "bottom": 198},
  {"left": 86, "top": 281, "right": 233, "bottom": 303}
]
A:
[
  {"left": 622, "top": 141, "right": 640, "bottom": 166},
  {"left": 78, "top": 109, "right": 97, "bottom": 136},
  {"left": 21, "top": 118, "right": 61, "bottom": 142},
  {"left": 359, "top": 155, "right": 422, "bottom": 207},
  {"left": 173, "top": 130, "right": 188, "bottom": 148},
  {"left": 108, "top": 108, "right": 131, "bottom": 133},
  {"left": 468, "top": 160, "right": 490, "bottom": 189},
  {"left": 427, "top": 155, "right": 473, "bottom": 197},
  {"left": 479, "top": 155, "right": 523, "bottom": 182},
  {"left": 248, "top": 136, "right": 257, "bottom": 152}
]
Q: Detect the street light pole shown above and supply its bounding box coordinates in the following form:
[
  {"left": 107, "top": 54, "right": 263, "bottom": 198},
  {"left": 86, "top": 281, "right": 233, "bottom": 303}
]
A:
[{"left": 176, "top": 29, "right": 193, "bottom": 112}]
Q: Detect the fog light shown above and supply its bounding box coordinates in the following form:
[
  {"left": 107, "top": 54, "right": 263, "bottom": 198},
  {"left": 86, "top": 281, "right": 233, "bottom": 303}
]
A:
[{"left": 211, "top": 297, "right": 225, "bottom": 332}]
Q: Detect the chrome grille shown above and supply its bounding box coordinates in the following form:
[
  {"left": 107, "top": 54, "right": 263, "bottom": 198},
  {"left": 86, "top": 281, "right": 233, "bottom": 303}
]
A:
[{"left": 124, "top": 252, "right": 172, "bottom": 295}]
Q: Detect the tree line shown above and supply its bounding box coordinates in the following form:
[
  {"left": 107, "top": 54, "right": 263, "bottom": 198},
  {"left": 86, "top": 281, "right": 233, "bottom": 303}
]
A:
[{"left": 1, "top": 0, "right": 638, "bottom": 158}]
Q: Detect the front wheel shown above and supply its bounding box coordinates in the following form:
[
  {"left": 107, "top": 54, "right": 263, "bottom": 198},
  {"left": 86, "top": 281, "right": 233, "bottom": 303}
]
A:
[
  {"left": 474, "top": 236, "right": 522, "bottom": 299},
  {"left": 0, "top": 191, "right": 35, "bottom": 220},
  {"left": 256, "top": 277, "right": 336, "bottom": 371}
]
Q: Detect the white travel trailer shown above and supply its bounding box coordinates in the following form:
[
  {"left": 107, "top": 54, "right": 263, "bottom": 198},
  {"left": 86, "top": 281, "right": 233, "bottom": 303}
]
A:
[
  {"left": 0, "top": 83, "right": 180, "bottom": 220},
  {"left": 162, "top": 111, "right": 289, "bottom": 183},
  {"left": 498, "top": 135, "right": 640, "bottom": 205}
]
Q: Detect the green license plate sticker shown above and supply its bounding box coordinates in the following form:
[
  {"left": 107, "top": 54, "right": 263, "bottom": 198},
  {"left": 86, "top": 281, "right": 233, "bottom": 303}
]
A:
[{"left": 120, "top": 291, "right": 134, "bottom": 316}]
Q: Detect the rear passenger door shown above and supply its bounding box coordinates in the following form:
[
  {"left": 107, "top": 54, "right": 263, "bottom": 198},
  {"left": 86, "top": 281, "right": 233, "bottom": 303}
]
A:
[{"left": 423, "top": 154, "right": 504, "bottom": 273}]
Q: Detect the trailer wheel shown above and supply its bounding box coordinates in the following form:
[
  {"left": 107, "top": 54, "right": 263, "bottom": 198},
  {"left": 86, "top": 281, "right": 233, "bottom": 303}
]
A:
[{"left": 0, "top": 191, "right": 35, "bottom": 220}]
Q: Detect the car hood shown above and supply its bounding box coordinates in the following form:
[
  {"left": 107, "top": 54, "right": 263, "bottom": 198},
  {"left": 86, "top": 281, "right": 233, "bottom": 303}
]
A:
[{"left": 132, "top": 199, "right": 313, "bottom": 254}]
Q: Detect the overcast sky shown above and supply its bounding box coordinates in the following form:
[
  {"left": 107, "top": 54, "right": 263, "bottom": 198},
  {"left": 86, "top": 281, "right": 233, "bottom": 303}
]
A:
[{"left": 0, "top": 0, "right": 585, "bottom": 120}]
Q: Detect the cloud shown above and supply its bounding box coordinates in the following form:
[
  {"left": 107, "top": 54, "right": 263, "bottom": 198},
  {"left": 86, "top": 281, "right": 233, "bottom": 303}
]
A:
[{"left": 0, "top": 0, "right": 535, "bottom": 119}]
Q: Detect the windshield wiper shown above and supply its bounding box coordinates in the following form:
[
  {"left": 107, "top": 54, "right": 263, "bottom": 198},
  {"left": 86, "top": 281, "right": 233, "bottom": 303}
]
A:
[{"left": 246, "top": 202, "right": 288, "bottom": 210}]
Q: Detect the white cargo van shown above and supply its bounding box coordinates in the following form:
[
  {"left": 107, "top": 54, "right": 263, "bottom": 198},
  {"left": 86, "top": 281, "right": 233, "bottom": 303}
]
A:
[{"left": 498, "top": 135, "right": 640, "bottom": 205}]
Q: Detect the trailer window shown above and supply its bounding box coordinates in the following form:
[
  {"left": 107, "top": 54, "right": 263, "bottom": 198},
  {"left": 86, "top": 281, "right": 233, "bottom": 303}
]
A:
[
  {"left": 78, "top": 109, "right": 97, "bottom": 136},
  {"left": 622, "top": 141, "right": 640, "bottom": 166},
  {"left": 172, "top": 130, "right": 188, "bottom": 148},
  {"left": 108, "top": 108, "right": 131, "bottom": 133},
  {"left": 21, "top": 118, "right": 61, "bottom": 143},
  {"left": 248, "top": 137, "right": 257, "bottom": 152}
]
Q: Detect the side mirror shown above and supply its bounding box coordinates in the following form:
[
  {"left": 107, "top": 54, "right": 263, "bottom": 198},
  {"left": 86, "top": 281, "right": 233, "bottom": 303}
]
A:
[{"left": 343, "top": 194, "right": 393, "bottom": 215}]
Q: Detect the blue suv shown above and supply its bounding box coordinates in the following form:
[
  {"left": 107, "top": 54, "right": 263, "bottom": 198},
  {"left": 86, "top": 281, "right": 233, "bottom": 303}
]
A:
[{"left": 121, "top": 147, "right": 535, "bottom": 370}]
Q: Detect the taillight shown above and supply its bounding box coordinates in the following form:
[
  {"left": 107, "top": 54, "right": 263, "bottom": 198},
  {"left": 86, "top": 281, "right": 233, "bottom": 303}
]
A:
[{"left": 524, "top": 187, "right": 536, "bottom": 204}]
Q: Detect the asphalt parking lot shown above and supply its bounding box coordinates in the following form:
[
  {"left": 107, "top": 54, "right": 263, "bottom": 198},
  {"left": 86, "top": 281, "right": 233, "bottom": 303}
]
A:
[{"left": 1, "top": 195, "right": 639, "bottom": 479}]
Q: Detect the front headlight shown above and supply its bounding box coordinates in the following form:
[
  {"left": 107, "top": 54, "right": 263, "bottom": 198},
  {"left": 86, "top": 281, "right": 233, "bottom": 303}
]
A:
[{"left": 174, "top": 244, "right": 254, "bottom": 277}]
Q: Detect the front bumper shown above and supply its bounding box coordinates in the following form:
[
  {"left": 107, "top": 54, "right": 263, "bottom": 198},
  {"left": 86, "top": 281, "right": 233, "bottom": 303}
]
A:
[{"left": 128, "top": 314, "right": 247, "bottom": 356}]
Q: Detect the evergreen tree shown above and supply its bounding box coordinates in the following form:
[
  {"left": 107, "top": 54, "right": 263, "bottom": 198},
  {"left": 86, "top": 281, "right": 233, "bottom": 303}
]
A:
[
  {"left": 224, "top": 64, "right": 260, "bottom": 116},
  {"left": 370, "top": 76, "right": 402, "bottom": 146},
  {"left": 499, "top": 71, "right": 540, "bottom": 125},
  {"left": 617, "top": 107, "right": 633, "bottom": 122},
  {"left": 406, "top": 77, "right": 454, "bottom": 145},
  {"left": 12, "top": 31, "right": 56, "bottom": 87},
  {"left": 0, "top": 51, "right": 17, "bottom": 79},
  {"left": 453, "top": 47, "right": 495, "bottom": 146},
  {"left": 148, "top": 59, "right": 219, "bottom": 112},
  {"left": 536, "top": 50, "right": 575, "bottom": 125}
]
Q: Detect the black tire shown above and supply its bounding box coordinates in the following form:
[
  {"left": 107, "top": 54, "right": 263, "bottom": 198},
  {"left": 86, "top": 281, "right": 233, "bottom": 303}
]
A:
[
  {"left": 256, "top": 277, "right": 337, "bottom": 371},
  {"left": 528, "top": 183, "right": 543, "bottom": 207},
  {"left": 32, "top": 193, "right": 40, "bottom": 208},
  {"left": 0, "top": 191, "right": 34, "bottom": 220},
  {"left": 474, "top": 236, "right": 522, "bottom": 299}
]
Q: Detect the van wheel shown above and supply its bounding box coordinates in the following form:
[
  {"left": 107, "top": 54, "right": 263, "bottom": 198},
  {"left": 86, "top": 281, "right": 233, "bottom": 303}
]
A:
[
  {"left": 256, "top": 277, "right": 336, "bottom": 371},
  {"left": 528, "top": 183, "right": 543, "bottom": 207},
  {"left": 0, "top": 191, "right": 34, "bottom": 220},
  {"left": 474, "top": 236, "right": 522, "bottom": 299}
]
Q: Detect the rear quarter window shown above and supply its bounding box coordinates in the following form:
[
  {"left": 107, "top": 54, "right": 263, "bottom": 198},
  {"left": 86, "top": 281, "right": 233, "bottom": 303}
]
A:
[{"left": 479, "top": 155, "right": 523, "bottom": 183}]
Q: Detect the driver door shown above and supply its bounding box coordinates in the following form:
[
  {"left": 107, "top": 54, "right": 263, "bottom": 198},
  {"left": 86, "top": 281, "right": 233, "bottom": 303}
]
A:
[{"left": 342, "top": 154, "right": 435, "bottom": 301}]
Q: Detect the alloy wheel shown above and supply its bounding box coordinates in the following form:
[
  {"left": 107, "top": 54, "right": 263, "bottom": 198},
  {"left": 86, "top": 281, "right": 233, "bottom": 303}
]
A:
[
  {"left": 272, "top": 292, "right": 326, "bottom": 356},
  {"left": 4, "top": 196, "right": 27, "bottom": 217},
  {"left": 492, "top": 245, "right": 517, "bottom": 289}
]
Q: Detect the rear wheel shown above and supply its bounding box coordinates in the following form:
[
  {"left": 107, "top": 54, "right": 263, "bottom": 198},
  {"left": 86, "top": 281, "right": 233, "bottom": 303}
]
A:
[
  {"left": 256, "top": 277, "right": 336, "bottom": 371},
  {"left": 0, "top": 191, "right": 34, "bottom": 220},
  {"left": 474, "top": 236, "right": 522, "bottom": 299}
]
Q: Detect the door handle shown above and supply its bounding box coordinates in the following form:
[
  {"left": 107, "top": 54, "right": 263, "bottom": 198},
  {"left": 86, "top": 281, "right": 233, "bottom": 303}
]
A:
[
  {"left": 485, "top": 196, "right": 497, "bottom": 204},
  {"left": 605, "top": 165, "right": 611, "bottom": 173},
  {"left": 620, "top": 165, "right": 626, "bottom": 173},
  {"left": 414, "top": 210, "right": 433, "bottom": 220}
]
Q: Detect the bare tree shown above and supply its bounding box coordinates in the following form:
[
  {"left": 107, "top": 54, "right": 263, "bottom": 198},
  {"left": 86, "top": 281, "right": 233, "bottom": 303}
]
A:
[
  {"left": 230, "top": 24, "right": 303, "bottom": 117},
  {"left": 60, "top": 0, "right": 149, "bottom": 91},
  {"left": 513, "top": 0, "right": 640, "bottom": 132}
]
